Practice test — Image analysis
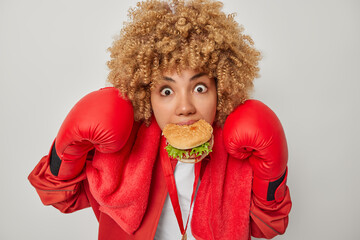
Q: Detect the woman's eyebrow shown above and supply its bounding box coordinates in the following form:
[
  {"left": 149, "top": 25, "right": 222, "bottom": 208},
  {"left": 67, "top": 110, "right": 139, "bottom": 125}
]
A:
[
  {"left": 163, "top": 72, "right": 207, "bottom": 82},
  {"left": 190, "top": 72, "right": 207, "bottom": 81},
  {"left": 163, "top": 76, "right": 176, "bottom": 82}
]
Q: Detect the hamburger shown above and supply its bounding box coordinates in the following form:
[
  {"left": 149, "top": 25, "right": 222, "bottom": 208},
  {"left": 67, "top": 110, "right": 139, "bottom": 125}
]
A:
[{"left": 163, "top": 119, "right": 214, "bottom": 163}]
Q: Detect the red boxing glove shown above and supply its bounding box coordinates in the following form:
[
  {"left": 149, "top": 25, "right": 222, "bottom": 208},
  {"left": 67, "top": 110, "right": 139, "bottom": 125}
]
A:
[
  {"left": 51, "top": 87, "right": 134, "bottom": 180},
  {"left": 223, "top": 100, "right": 288, "bottom": 203}
]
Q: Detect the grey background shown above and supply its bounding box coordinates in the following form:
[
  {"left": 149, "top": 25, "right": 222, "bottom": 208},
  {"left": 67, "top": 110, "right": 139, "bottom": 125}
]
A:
[{"left": 1, "top": 0, "right": 359, "bottom": 239}]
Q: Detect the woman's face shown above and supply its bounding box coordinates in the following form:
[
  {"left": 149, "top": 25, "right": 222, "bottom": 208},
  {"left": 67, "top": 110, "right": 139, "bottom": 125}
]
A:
[{"left": 150, "top": 69, "right": 217, "bottom": 130}]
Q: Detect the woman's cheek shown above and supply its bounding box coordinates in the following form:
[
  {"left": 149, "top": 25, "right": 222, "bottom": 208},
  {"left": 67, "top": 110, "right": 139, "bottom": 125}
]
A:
[
  {"left": 151, "top": 97, "right": 172, "bottom": 130},
  {"left": 199, "top": 92, "right": 217, "bottom": 124}
]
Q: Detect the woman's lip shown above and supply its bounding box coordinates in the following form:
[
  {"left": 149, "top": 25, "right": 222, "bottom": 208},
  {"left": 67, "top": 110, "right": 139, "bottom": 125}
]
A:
[{"left": 176, "top": 120, "right": 198, "bottom": 126}]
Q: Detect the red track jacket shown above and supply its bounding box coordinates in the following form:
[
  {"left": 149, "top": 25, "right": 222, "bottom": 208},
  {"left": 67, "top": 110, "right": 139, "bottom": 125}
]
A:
[{"left": 28, "top": 118, "right": 292, "bottom": 239}]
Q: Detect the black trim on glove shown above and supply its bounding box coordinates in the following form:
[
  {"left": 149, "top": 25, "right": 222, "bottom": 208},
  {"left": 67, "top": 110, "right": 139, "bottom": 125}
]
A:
[
  {"left": 50, "top": 142, "right": 61, "bottom": 176},
  {"left": 267, "top": 169, "right": 287, "bottom": 201}
]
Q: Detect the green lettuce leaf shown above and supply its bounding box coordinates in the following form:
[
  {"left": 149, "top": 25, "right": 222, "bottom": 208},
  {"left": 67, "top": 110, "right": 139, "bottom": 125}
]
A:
[{"left": 165, "top": 142, "right": 212, "bottom": 160}]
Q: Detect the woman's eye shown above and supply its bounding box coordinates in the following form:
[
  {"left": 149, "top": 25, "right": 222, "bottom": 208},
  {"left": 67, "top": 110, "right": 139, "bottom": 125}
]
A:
[
  {"left": 160, "top": 87, "right": 173, "bottom": 96},
  {"left": 194, "top": 84, "right": 207, "bottom": 93}
]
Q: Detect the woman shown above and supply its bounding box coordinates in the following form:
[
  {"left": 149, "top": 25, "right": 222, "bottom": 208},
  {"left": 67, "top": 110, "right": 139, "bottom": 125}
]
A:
[{"left": 28, "top": 0, "right": 291, "bottom": 239}]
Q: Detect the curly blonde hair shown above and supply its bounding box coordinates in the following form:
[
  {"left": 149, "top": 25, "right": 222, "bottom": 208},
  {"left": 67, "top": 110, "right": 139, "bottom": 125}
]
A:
[{"left": 107, "top": 0, "right": 261, "bottom": 126}]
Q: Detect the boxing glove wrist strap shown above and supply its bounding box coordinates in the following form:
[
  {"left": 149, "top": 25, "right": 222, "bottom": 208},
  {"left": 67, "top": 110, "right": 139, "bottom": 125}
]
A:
[
  {"left": 49, "top": 140, "right": 88, "bottom": 180},
  {"left": 252, "top": 167, "right": 288, "bottom": 202}
]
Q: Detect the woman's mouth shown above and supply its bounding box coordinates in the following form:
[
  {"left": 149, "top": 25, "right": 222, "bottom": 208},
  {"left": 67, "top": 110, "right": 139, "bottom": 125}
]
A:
[{"left": 175, "top": 120, "right": 198, "bottom": 126}]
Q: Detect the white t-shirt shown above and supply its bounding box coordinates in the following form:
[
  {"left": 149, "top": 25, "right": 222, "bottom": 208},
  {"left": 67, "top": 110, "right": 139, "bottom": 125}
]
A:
[{"left": 154, "top": 161, "right": 199, "bottom": 239}]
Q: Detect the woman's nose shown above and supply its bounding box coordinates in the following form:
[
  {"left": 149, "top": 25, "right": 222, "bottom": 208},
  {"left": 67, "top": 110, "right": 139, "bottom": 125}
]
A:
[{"left": 175, "top": 93, "right": 196, "bottom": 116}]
